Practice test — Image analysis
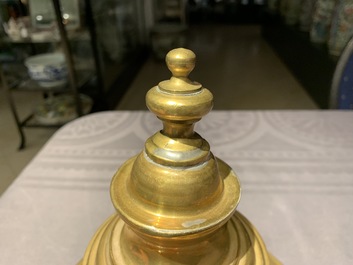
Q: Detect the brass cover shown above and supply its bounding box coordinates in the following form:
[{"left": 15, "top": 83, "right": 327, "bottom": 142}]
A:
[{"left": 79, "top": 48, "right": 281, "bottom": 265}]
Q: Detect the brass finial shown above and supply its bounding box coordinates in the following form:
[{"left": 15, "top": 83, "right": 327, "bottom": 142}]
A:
[
  {"left": 80, "top": 48, "right": 281, "bottom": 265},
  {"left": 146, "top": 48, "right": 213, "bottom": 138},
  {"left": 112, "top": 48, "right": 240, "bottom": 239}
]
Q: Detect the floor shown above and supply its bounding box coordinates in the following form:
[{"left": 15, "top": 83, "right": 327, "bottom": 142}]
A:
[
  {"left": 117, "top": 24, "right": 317, "bottom": 110},
  {"left": 0, "top": 90, "right": 56, "bottom": 195},
  {"left": 0, "top": 24, "right": 318, "bottom": 196}
]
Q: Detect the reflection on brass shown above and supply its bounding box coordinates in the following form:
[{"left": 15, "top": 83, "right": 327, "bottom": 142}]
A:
[{"left": 79, "top": 48, "right": 281, "bottom": 264}]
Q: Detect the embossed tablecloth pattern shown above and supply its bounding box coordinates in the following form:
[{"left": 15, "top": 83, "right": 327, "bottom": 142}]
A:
[{"left": 1, "top": 111, "right": 353, "bottom": 265}]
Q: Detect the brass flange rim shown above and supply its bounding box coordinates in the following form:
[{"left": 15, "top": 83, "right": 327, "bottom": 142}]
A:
[{"left": 110, "top": 156, "right": 241, "bottom": 237}]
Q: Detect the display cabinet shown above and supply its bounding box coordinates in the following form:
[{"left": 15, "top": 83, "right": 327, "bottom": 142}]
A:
[
  {"left": 262, "top": 11, "right": 337, "bottom": 109},
  {"left": 150, "top": 0, "right": 188, "bottom": 59},
  {"left": 0, "top": 0, "right": 103, "bottom": 149},
  {"left": 89, "top": 0, "right": 148, "bottom": 107}
]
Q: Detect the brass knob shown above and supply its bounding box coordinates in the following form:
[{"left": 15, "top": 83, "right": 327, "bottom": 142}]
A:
[{"left": 166, "top": 48, "right": 196, "bottom": 78}]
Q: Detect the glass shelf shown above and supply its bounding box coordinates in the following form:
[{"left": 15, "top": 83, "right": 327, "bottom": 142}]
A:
[
  {"left": 9, "top": 70, "right": 94, "bottom": 92},
  {"left": 0, "top": 30, "right": 90, "bottom": 44},
  {"left": 19, "top": 113, "right": 64, "bottom": 128}
]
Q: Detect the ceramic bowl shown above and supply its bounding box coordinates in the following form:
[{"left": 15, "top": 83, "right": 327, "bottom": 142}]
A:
[{"left": 25, "top": 53, "right": 68, "bottom": 88}]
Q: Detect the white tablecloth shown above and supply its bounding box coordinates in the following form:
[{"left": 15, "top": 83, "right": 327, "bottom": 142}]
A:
[{"left": 1, "top": 110, "right": 353, "bottom": 265}]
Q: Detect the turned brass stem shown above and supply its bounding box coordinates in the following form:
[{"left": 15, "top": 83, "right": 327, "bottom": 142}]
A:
[{"left": 162, "top": 121, "right": 196, "bottom": 138}]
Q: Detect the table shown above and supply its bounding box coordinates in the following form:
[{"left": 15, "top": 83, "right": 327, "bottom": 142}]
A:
[{"left": 1, "top": 110, "right": 353, "bottom": 265}]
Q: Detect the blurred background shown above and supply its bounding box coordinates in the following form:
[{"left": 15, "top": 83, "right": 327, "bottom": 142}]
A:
[{"left": 0, "top": 0, "right": 350, "bottom": 194}]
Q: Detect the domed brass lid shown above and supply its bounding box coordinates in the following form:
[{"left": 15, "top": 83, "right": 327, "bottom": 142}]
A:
[{"left": 80, "top": 48, "right": 281, "bottom": 265}]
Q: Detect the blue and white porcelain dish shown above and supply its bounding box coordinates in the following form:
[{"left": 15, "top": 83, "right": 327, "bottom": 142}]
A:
[{"left": 25, "top": 53, "right": 68, "bottom": 88}]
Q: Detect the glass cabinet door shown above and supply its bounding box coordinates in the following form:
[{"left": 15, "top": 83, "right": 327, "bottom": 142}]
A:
[{"left": 90, "top": 0, "right": 146, "bottom": 91}]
